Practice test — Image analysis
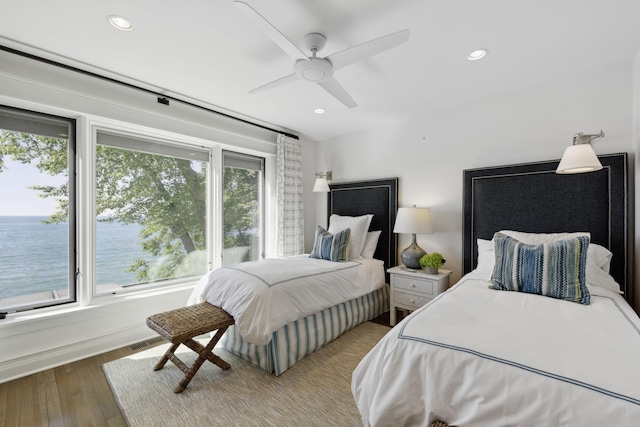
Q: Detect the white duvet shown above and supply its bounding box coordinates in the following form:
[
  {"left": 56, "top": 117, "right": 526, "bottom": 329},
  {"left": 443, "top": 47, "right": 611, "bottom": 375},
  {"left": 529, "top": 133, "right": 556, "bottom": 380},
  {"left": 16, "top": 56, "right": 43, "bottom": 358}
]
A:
[
  {"left": 352, "top": 271, "right": 640, "bottom": 426},
  {"left": 188, "top": 255, "right": 385, "bottom": 345}
]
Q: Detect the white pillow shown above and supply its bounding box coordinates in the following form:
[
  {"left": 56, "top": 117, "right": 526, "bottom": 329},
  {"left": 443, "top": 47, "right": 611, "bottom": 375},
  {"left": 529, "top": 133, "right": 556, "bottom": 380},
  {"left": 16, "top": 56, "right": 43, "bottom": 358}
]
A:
[
  {"left": 588, "top": 243, "right": 613, "bottom": 273},
  {"left": 585, "top": 258, "right": 622, "bottom": 293},
  {"left": 361, "top": 230, "right": 382, "bottom": 259},
  {"left": 498, "top": 230, "right": 621, "bottom": 293},
  {"left": 476, "top": 238, "right": 495, "bottom": 274},
  {"left": 328, "top": 214, "right": 373, "bottom": 259}
]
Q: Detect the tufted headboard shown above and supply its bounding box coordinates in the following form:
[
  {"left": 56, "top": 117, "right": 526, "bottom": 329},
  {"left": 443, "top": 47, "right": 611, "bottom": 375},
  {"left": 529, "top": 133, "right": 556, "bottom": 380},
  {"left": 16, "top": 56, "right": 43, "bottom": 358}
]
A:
[{"left": 463, "top": 153, "right": 631, "bottom": 304}]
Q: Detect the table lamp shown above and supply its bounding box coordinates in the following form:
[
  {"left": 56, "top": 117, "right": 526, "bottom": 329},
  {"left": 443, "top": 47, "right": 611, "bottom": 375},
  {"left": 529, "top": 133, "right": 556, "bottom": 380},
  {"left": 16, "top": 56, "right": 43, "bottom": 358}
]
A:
[{"left": 393, "top": 206, "right": 433, "bottom": 269}]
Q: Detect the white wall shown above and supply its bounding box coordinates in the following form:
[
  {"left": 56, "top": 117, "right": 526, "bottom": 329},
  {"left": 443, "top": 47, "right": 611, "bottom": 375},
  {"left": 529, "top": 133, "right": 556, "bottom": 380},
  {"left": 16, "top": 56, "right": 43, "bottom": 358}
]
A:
[
  {"left": 634, "top": 49, "right": 640, "bottom": 312},
  {"left": 301, "top": 137, "right": 320, "bottom": 248},
  {"left": 314, "top": 66, "right": 636, "bottom": 309}
]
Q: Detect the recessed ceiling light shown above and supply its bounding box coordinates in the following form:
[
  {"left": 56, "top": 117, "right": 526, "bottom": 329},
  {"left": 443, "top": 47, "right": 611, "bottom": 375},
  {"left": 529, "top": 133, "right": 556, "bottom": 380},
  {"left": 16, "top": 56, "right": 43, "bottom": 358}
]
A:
[
  {"left": 107, "top": 15, "right": 133, "bottom": 32},
  {"left": 314, "top": 108, "right": 326, "bottom": 114},
  {"left": 467, "top": 49, "right": 488, "bottom": 61}
]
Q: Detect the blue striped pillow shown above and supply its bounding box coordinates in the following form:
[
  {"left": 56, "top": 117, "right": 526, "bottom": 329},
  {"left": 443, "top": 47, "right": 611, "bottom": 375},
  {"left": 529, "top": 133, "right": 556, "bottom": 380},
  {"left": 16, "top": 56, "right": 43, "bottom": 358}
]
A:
[
  {"left": 309, "top": 226, "right": 351, "bottom": 262},
  {"left": 490, "top": 232, "right": 590, "bottom": 305}
]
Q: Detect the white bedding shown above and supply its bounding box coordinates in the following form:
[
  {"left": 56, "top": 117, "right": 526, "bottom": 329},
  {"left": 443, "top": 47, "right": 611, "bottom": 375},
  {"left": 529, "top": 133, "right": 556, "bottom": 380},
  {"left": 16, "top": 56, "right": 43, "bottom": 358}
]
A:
[
  {"left": 352, "top": 271, "right": 640, "bottom": 426},
  {"left": 188, "top": 255, "right": 385, "bottom": 345}
]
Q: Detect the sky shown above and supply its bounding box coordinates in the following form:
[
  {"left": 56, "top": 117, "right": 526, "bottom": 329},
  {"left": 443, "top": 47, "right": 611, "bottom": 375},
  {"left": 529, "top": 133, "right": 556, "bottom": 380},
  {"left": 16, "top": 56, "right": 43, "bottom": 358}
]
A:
[{"left": 0, "top": 159, "right": 66, "bottom": 216}]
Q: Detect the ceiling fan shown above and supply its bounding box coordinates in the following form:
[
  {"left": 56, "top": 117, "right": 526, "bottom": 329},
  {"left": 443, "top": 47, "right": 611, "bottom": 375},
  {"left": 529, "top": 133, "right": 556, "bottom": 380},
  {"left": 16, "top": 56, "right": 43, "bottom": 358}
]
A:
[{"left": 234, "top": 1, "right": 410, "bottom": 108}]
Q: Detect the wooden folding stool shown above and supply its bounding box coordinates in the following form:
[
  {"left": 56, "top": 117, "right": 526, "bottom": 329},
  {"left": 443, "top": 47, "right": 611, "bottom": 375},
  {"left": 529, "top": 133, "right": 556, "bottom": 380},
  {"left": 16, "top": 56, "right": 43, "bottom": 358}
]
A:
[{"left": 146, "top": 302, "right": 235, "bottom": 393}]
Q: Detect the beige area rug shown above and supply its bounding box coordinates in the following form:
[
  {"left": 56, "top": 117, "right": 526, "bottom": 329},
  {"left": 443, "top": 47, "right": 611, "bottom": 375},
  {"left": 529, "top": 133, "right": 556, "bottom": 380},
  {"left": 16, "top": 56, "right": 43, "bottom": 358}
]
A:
[{"left": 103, "top": 321, "right": 390, "bottom": 427}]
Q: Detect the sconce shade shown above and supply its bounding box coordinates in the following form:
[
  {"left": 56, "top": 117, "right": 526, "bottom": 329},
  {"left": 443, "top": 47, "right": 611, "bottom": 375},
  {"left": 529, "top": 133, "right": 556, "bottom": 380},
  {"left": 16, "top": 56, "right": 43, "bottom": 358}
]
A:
[
  {"left": 313, "top": 178, "right": 330, "bottom": 192},
  {"left": 556, "top": 144, "right": 603, "bottom": 174},
  {"left": 393, "top": 207, "right": 433, "bottom": 234}
]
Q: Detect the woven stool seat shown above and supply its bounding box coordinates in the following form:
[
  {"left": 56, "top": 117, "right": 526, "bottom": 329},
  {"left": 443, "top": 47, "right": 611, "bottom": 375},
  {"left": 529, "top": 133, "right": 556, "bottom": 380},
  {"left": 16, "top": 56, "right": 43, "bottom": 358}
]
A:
[{"left": 146, "top": 302, "right": 235, "bottom": 393}]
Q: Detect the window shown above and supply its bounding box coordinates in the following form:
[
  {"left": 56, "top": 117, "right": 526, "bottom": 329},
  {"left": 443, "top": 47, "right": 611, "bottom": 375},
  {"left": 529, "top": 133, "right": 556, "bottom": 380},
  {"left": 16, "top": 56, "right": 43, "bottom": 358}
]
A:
[
  {"left": 222, "top": 151, "right": 264, "bottom": 266},
  {"left": 0, "top": 105, "right": 76, "bottom": 312},
  {"left": 0, "top": 104, "right": 269, "bottom": 311},
  {"left": 95, "top": 130, "right": 210, "bottom": 293}
]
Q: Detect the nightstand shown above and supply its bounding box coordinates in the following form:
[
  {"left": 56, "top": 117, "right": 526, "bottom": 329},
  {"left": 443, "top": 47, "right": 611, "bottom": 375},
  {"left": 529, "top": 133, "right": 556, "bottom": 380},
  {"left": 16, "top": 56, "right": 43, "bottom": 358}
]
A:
[{"left": 387, "top": 266, "right": 452, "bottom": 326}]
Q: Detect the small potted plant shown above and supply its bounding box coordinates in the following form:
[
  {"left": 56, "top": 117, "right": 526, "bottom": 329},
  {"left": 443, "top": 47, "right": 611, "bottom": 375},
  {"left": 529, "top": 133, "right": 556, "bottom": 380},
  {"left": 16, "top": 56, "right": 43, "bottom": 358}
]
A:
[{"left": 419, "top": 252, "right": 446, "bottom": 274}]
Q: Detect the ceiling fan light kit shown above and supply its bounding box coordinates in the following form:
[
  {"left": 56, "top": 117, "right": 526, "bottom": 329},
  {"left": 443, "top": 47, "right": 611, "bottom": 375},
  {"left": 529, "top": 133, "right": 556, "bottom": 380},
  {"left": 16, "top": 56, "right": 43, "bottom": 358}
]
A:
[{"left": 234, "top": 1, "right": 409, "bottom": 108}]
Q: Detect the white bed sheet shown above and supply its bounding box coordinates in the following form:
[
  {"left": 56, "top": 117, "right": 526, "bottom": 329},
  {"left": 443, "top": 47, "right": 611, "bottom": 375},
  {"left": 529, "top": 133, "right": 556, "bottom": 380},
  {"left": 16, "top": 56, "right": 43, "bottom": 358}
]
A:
[
  {"left": 352, "top": 271, "right": 640, "bottom": 426},
  {"left": 188, "top": 255, "right": 385, "bottom": 345}
]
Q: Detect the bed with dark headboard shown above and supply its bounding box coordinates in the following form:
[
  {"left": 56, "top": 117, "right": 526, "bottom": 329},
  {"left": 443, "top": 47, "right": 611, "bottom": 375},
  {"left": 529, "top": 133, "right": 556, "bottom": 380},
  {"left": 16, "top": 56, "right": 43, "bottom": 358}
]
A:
[
  {"left": 352, "top": 154, "right": 640, "bottom": 426},
  {"left": 216, "top": 178, "right": 397, "bottom": 377},
  {"left": 463, "top": 153, "right": 631, "bottom": 303}
]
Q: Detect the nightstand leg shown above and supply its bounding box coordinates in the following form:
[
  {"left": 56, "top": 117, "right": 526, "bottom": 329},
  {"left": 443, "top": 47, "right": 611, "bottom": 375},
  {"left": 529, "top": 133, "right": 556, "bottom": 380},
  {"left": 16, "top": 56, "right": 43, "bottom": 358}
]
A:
[{"left": 390, "top": 306, "right": 396, "bottom": 326}]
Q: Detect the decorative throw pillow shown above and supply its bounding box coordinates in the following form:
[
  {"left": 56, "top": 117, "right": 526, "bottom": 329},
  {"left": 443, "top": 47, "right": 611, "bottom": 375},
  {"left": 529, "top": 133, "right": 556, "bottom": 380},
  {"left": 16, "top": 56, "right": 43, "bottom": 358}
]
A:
[
  {"left": 496, "top": 230, "right": 620, "bottom": 293},
  {"left": 490, "top": 232, "right": 591, "bottom": 305},
  {"left": 309, "top": 226, "right": 351, "bottom": 262}
]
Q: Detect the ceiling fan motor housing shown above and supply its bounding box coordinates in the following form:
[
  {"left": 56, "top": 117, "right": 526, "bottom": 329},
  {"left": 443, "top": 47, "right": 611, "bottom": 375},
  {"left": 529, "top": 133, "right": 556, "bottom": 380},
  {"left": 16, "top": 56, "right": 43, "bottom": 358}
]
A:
[{"left": 294, "top": 57, "right": 333, "bottom": 82}]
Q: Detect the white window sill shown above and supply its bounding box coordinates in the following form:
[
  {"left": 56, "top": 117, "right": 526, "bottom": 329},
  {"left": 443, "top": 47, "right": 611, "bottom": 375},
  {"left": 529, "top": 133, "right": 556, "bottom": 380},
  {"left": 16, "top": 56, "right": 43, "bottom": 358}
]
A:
[{"left": 0, "top": 280, "right": 197, "bottom": 329}]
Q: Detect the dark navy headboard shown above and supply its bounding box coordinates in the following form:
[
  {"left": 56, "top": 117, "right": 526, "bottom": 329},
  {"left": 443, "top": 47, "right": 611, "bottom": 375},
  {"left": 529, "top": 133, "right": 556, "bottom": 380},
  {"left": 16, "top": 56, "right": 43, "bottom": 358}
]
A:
[
  {"left": 328, "top": 178, "right": 398, "bottom": 281},
  {"left": 463, "top": 153, "right": 631, "bottom": 303}
]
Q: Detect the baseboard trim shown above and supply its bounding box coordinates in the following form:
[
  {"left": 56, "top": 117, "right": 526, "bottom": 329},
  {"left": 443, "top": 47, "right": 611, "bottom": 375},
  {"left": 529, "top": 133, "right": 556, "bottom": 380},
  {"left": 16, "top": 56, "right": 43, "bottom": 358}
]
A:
[{"left": 0, "top": 323, "right": 156, "bottom": 384}]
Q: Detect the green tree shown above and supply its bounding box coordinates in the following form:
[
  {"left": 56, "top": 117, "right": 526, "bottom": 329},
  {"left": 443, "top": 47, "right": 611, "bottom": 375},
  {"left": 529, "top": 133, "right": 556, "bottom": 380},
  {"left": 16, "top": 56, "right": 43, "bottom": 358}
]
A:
[
  {"left": 0, "top": 131, "right": 70, "bottom": 224},
  {"left": 95, "top": 145, "right": 208, "bottom": 281},
  {"left": 1, "top": 130, "right": 261, "bottom": 282},
  {"left": 1, "top": 131, "right": 209, "bottom": 281},
  {"left": 223, "top": 166, "right": 260, "bottom": 250}
]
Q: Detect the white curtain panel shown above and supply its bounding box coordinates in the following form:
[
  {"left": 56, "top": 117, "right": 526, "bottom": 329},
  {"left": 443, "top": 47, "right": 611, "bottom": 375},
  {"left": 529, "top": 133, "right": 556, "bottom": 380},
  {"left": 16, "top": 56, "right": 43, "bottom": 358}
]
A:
[{"left": 276, "top": 134, "right": 305, "bottom": 257}]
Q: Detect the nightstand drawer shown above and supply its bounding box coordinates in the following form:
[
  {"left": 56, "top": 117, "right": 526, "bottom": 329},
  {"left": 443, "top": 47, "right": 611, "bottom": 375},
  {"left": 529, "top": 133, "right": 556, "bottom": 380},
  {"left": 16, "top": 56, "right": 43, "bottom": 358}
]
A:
[
  {"left": 394, "top": 275, "right": 434, "bottom": 296},
  {"left": 388, "top": 266, "right": 451, "bottom": 326},
  {"left": 394, "top": 291, "right": 431, "bottom": 309}
]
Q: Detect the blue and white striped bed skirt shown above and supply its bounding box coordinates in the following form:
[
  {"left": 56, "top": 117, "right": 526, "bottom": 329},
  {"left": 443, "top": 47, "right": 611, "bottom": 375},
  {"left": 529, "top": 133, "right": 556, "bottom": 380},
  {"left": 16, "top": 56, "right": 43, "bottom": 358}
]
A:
[{"left": 221, "top": 284, "right": 389, "bottom": 376}]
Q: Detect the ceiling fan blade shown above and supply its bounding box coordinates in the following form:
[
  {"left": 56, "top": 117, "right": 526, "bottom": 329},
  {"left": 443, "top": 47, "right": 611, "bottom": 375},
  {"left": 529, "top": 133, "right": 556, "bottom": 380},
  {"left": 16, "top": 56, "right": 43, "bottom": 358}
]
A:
[
  {"left": 249, "top": 73, "right": 298, "bottom": 94},
  {"left": 317, "top": 77, "right": 357, "bottom": 108},
  {"left": 234, "top": 1, "right": 308, "bottom": 60},
  {"left": 327, "top": 29, "right": 410, "bottom": 71}
]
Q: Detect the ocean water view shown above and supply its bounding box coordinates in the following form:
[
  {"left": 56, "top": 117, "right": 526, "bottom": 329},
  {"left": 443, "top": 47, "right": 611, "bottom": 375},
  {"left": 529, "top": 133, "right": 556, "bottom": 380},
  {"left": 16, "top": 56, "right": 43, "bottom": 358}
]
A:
[{"left": 0, "top": 216, "right": 154, "bottom": 299}]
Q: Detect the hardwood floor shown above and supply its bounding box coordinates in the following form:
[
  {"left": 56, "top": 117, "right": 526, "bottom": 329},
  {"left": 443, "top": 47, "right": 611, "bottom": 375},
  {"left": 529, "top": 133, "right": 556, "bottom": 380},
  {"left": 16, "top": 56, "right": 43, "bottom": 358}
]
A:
[
  {"left": 0, "top": 341, "right": 159, "bottom": 427},
  {"left": 0, "top": 314, "right": 391, "bottom": 427}
]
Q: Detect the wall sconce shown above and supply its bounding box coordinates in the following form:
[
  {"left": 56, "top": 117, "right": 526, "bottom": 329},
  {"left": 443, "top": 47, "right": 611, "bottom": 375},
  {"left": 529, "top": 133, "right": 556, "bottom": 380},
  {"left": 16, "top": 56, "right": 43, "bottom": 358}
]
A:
[
  {"left": 393, "top": 206, "right": 433, "bottom": 269},
  {"left": 556, "top": 130, "right": 605, "bottom": 174},
  {"left": 313, "top": 171, "right": 332, "bottom": 192}
]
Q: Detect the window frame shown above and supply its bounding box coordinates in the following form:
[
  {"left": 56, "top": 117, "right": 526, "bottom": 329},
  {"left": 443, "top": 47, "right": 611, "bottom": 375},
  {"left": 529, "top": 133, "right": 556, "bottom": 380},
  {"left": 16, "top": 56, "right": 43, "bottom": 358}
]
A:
[
  {"left": 0, "top": 104, "right": 77, "bottom": 313},
  {"left": 89, "top": 123, "right": 214, "bottom": 296},
  {"left": 222, "top": 150, "right": 266, "bottom": 264},
  {"left": 0, "top": 106, "right": 273, "bottom": 312}
]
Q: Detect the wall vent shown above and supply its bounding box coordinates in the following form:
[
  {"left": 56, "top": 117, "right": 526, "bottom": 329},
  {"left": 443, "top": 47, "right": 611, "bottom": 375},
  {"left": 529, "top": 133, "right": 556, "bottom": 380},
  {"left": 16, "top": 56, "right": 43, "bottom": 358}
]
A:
[{"left": 130, "top": 336, "right": 164, "bottom": 351}]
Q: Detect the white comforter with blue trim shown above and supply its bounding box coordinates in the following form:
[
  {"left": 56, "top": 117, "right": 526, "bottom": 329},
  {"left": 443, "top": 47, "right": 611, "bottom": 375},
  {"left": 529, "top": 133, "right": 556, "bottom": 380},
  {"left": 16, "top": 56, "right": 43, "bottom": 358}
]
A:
[
  {"left": 352, "top": 271, "right": 640, "bottom": 426},
  {"left": 188, "top": 255, "right": 385, "bottom": 345}
]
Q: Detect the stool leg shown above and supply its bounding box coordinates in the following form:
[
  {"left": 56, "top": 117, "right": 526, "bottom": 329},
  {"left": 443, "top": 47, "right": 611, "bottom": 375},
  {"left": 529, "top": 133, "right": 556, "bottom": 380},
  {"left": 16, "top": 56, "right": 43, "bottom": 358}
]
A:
[
  {"left": 174, "top": 327, "right": 230, "bottom": 393},
  {"left": 182, "top": 328, "right": 231, "bottom": 370},
  {"left": 153, "top": 343, "right": 180, "bottom": 371}
]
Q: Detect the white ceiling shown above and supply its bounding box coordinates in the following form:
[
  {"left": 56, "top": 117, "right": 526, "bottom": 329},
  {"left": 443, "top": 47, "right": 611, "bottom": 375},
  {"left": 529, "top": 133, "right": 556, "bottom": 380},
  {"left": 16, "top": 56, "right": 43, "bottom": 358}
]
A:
[{"left": 2, "top": 0, "right": 640, "bottom": 141}]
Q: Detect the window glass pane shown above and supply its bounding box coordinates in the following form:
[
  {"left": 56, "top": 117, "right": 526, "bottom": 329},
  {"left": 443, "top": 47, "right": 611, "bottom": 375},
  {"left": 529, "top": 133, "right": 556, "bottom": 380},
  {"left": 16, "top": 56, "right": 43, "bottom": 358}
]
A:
[
  {"left": 96, "top": 132, "right": 208, "bottom": 293},
  {"left": 0, "top": 107, "right": 75, "bottom": 312},
  {"left": 222, "top": 151, "right": 263, "bottom": 266}
]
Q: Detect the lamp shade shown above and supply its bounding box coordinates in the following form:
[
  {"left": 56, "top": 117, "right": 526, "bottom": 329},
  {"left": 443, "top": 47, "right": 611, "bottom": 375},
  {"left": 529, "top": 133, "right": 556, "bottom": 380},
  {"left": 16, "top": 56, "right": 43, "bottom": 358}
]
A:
[
  {"left": 393, "top": 207, "right": 433, "bottom": 234},
  {"left": 556, "top": 144, "right": 603, "bottom": 174},
  {"left": 312, "top": 177, "right": 330, "bottom": 192}
]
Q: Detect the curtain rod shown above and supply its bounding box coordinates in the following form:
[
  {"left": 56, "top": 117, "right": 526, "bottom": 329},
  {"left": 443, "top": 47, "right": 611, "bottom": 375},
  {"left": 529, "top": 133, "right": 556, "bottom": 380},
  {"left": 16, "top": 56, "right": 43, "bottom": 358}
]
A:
[{"left": 0, "top": 45, "right": 300, "bottom": 141}]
